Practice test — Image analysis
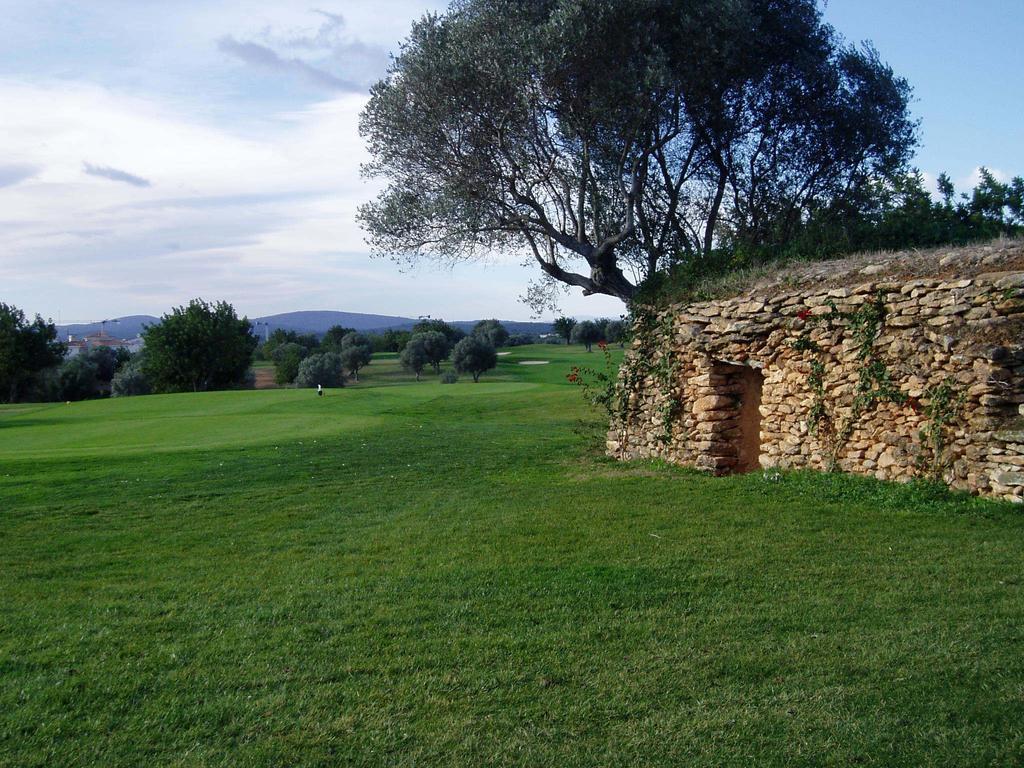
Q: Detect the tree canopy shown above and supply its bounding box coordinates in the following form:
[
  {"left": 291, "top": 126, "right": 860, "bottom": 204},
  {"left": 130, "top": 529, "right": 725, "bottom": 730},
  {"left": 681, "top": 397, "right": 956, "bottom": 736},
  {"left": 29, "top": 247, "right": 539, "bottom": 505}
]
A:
[
  {"left": 261, "top": 328, "right": 318, "bottom": 360},
  {"left": 603, "top": 319, "right": 627, "bottom": 345},
  {"left": 359, "top": 0, "right": 917, "bottom": 305},
  {"left": 58, "top": 357, "right": 100, "bottom": 402},
  {"left": 472, "top": 319, "right": 510, "bottom": 348},
  {"left": 411, "top": 319, "right": 465, "bottom": 345},
  {"left": 0, "top": 303, "right": 65, "bottom": 403},
  {"left": 273, "top": 342, "right": 309, "bottom": 385},
  {"left": 141, "top": 299, "right": 256, "bottom": 393},
  {"left": 552, "top": 317, "right": 577, "bottom": 344},
  {"left": 409, "top": 331, "right": 452, "bottom": 374},
  {"left": 452, "top": 335, "right": 498, "bottom": 382},
  {"left": 111, "top": 357, "right": 151, "bottom": 398},
  {"left": 295, "top": 352, "right": 346, "bottom": 388},
  {"left": 571, "top": 320, "right": 603, "bottom": 351},
  {"left": 338, "top": 333, "right": 373, "bottom": 381},
  {"left": 321, "top": 325, "right": 357, "bottom": 353},
  {"left": 400, "top": 335, "right": 431, "bottom": 380}
]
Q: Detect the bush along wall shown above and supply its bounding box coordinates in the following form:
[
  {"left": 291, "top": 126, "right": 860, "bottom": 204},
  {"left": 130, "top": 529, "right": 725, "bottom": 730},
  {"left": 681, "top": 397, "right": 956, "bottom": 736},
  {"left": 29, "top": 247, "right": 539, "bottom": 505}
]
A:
[{"left": 609, "top": 243, "right": 1024, "bottom": 502}]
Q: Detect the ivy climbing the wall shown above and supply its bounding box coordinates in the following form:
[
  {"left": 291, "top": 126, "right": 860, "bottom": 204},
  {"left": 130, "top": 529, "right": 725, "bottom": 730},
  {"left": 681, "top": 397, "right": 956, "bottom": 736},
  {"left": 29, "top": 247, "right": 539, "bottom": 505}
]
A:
[
  {"left": 916, "top": 379, "right": 966, "bottom": 480},
  {"left": 792, "top": 293, "right": 908, "bottom": 470},
  {"left": 606, "top": 305, "right": 684, "bottom": 445}
]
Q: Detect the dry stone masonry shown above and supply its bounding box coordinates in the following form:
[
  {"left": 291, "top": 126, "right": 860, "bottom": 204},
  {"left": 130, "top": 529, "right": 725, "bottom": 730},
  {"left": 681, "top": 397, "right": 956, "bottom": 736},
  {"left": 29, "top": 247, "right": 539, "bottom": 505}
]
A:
[{"left": 608, "top": 240, "right": 1024, "bottom": 502}]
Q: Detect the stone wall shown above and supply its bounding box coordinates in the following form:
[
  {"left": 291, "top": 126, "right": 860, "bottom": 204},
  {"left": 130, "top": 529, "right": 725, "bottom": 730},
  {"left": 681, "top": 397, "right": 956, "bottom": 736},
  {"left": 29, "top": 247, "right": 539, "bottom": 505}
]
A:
[{"left": 608, "top": 250, "right": 1024, "bottom": 502}]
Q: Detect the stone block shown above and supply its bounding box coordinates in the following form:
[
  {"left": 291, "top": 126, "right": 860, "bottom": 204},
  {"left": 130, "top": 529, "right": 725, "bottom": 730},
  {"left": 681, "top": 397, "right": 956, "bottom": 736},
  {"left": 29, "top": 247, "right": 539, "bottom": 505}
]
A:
[
  {"left": 939, "top": 304, "right": 972, "bottom": 316},
  {"left": 994, "top": 471, "right": 1024, "bottom": 487},
  {"left": 693, "top": 395, "right": 735, "bottom": 412},
  {"left": 995, "top": 430, "right": 1024, "bottom": 443},
  {"left": 995, "top": 273, "right": 1024, "bottom": 290}
]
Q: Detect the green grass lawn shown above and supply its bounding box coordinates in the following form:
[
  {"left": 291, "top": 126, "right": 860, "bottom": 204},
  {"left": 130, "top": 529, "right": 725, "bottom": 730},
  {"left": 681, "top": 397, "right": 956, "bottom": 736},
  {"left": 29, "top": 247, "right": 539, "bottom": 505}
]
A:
[{"left": 1, "top": 345, "right": 1022, "bottom": 767}]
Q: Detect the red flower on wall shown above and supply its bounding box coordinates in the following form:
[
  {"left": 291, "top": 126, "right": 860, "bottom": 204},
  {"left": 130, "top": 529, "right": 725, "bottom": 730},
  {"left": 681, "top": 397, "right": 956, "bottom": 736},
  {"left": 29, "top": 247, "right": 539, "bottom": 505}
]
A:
[
  {"left": 797, "top": 308, "right": 812, "bottom": 321},
  {"left": 598, "top": 340, "right": 608, "bottom": 350},
  {"left": 906, "top": 396, "right": 923, "bottom": 413}
]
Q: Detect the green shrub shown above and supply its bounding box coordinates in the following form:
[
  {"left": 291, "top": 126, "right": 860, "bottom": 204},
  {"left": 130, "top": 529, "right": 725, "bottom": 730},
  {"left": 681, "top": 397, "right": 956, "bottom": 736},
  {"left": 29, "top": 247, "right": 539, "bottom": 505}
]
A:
[
  {"left": 452, "top": 336, "right": 497, "bottom": 383},
  {"left": 295, "top": 352, "right": 345, "bottom": 388},
  {"left": 111, "top": 362, "right": 151, "bottom": 397}
]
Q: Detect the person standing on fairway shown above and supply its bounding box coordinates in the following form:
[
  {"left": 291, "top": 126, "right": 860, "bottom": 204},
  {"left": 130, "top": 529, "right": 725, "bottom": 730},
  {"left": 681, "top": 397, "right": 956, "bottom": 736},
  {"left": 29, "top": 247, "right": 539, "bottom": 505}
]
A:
[{"left": 317, "top": 384, "right": 323, "bottom": 397}]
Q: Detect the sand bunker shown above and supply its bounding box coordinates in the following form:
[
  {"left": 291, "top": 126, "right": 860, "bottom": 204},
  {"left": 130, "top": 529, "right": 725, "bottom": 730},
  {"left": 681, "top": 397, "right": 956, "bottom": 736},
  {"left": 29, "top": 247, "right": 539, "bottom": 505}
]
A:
[{"left": 518, "top": 360, "right": 550, "bottom": 365}]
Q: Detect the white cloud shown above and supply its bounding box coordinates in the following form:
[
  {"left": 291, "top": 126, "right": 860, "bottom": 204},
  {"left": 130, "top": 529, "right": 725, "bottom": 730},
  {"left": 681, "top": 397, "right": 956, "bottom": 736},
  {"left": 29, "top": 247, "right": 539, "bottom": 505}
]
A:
[
  {"left": 916, "top": 166, "right": 1014, "bottom": 201},
  {"left": 955, "top": 166, "right": 1010, "bottom": 192},
  {"left": 0, "top": 79, "right": 366, "bottom": 312},
  {"left": 0, "top": 2, "right": 629, "bottom": 323},
  {"left": 0, "top": 76, "right": 620, "bottom": 323}
]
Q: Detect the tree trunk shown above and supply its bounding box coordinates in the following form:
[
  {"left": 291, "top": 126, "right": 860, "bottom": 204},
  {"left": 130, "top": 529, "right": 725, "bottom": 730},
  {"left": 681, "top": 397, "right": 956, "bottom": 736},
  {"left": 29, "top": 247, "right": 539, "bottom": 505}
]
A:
[{"left": 704, "top": 169, "right": 727, "bottom": 257}]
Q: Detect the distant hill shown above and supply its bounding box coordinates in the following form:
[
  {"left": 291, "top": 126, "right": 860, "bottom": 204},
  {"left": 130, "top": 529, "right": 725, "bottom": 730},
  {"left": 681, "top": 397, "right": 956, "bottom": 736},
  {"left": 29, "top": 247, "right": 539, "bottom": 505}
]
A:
[
  {"left": 252, "top": 311, "right": 553, "bottom": 337},
  {"left": 449, "top": 320, "right": 553, "bottom": 336},
  {"left": 57, "top": 311, "right": 553, "bottom": 341},
  {"left": 57, "top": 315, "right": 158, "bottom": 340},
  {"left": 253, "top": 310, "right": 418, "bottom": 335}
]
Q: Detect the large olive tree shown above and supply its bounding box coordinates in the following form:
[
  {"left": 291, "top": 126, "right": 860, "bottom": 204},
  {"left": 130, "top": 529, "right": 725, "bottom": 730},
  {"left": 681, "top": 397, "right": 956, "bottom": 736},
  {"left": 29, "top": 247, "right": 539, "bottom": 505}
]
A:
[{"left": 359, "top": 0, "right": 916, "bottom": 305}]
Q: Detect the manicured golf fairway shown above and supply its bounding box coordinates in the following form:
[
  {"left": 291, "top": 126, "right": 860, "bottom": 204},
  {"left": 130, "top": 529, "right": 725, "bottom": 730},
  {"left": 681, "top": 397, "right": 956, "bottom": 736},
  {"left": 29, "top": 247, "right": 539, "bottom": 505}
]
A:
[{"left": 1, "top": 346, "right": 1022, "bottom": 767}]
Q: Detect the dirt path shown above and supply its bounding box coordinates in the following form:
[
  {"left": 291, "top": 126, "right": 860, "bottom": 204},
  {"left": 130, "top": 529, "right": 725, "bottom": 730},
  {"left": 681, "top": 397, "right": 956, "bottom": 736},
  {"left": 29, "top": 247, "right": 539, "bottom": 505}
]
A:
[{"left": 253, "top": 368, "right": 278, "bottom": 389}]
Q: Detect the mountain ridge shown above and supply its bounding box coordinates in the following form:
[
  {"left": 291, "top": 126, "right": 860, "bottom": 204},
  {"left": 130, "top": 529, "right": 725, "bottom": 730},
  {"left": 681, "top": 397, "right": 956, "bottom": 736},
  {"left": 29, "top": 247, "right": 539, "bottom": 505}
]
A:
[{"left": 57, "top": 311, "right": 555, "bottom": 340}]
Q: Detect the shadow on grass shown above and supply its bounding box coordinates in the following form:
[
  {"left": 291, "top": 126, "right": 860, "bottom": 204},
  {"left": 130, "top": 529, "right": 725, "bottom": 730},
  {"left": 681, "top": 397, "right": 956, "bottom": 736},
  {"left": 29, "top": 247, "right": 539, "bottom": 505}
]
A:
[{"left": 0, "top": 418, "right": 59, "bottom": 429}]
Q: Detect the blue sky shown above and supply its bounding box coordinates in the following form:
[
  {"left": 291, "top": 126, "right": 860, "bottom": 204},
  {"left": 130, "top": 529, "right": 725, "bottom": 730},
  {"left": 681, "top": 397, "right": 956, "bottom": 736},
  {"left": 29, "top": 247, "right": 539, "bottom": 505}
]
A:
[
  {"left": 1, "top": 1, "right": 1021, "bottom": 324},
  {"left": 823, "top": 0, "right": 1024, "bottom": 188}
]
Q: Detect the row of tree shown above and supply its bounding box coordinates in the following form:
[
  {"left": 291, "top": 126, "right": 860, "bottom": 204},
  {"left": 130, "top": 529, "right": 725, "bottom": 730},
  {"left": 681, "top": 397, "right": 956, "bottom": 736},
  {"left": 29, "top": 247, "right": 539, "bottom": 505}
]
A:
[
  {"left": 643, "top": 169, "right": 1024, "bottom": 299},
  {"left": 764, "top": 169, "right": 1023, "bottom": 261},
  {"left": 0, "top": 300, "right": 258, "bottom": 404},
  {"left": 262, "top": 328, "right": 373, "bottom": 385},
  {"left": 398, "top": 323, "right": 500, "bottom": 382},
  {"left": 258, "top": 317, "right": 516, "bottom": 386},
  {"left": 1, "top": 301, "right": 530, "bottom": 403},
  {"left": 551, "top": 317, "right": 627, "bottom": 350},
  {"left": 2, "top": 297, "right": 628, "bottom": 403},
  {"left": 0, "top": 305, "right": 153, "bottom": 403}
]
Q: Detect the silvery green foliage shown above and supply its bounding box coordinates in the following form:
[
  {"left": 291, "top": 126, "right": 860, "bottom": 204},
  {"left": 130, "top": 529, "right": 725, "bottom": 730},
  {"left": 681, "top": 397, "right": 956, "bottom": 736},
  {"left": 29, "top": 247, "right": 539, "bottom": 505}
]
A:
[
  {"left": 452, "top": 336, "right": 498, "bottom": 383},
  {"left": 400, "top": 336, "right": 430, "bottom": 380},
  {"left": 472, "top": 319, "right": 509, "bottom": 348},
  {"left": 112, "top": 362, "right": 151, "bottom": 397},
  {"left": 295, "top": 352, "right": 346, "bottom": 388},
  {"left": 338, "top": 333, "right": 373, "bottom": 381},
  {"left": 571, "top": 320, "right": 603, "bottom": 352}
]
